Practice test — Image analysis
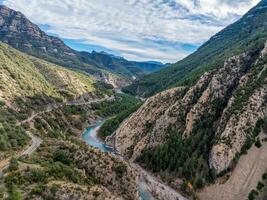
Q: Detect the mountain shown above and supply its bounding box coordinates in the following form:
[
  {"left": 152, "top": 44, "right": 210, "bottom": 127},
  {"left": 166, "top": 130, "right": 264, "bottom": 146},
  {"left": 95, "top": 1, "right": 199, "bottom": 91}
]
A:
[
  {"left": 0, "top": 41, "right": 139, "bottom": 199},
  {"left": 0, "top": 40, "right": 111, "bottom": 155},
  {"left": 0, "top": 41, "right": 113, "bottom": 103},
  {"left": 107, "top": 2, "right": 267, "bottom": 199},
  {"left": 123, "top": 0, "right": 267, "bottom": 97},
  {"left": 0, "top": 5, "right": 166, "bottom": 81},
  {"left": 80, "top": 50, "right": 166, "bottom": 77}
]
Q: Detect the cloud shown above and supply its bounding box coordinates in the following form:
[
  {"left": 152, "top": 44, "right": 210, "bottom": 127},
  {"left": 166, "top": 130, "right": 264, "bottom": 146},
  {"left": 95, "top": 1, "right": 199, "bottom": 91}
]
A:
[{"left": 2, "top": 0, "right": 260, "bottom": 62}]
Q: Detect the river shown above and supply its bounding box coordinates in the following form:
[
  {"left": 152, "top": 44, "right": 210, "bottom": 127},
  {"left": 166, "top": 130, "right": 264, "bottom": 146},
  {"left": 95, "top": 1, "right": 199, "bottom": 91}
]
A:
[{"left": 82, "top": 120, "right": 154, "bottom": 200}]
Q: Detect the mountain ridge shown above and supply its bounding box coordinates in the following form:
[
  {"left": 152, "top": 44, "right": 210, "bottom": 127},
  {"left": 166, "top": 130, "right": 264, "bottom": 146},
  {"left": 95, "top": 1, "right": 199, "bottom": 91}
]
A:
[
  {"left": 107, "top": 1, "right": 267, "bottom": 199},
  {"left": 123, "top": 0, "right": 267, "bottom": 97},
  {"left": 0, "top": 5, "right": 166, "bottom": 80}
]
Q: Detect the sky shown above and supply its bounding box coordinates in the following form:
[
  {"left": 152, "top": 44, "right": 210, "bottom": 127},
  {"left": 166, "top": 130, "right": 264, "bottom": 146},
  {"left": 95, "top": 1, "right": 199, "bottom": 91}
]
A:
[{"left": 1, "top": 0, "right": 261, "bottom": 63}]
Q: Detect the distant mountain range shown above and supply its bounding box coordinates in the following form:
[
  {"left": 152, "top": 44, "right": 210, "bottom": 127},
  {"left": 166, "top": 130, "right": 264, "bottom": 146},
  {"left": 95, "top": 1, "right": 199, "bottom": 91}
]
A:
[{"left": 0, "top": 5, "right": 166, "bottom": 80}]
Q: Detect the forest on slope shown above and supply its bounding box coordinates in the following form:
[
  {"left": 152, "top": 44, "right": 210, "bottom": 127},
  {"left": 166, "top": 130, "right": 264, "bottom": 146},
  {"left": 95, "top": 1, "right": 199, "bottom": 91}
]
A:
[{"left": 123, "top": 0, "right": 267, "bottom": 97}]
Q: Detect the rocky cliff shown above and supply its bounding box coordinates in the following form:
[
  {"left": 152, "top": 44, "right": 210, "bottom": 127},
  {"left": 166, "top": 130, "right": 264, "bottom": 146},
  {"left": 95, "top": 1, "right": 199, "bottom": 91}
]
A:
[{"left": 111, "top": 42, "right": 267, "bottom": 178}]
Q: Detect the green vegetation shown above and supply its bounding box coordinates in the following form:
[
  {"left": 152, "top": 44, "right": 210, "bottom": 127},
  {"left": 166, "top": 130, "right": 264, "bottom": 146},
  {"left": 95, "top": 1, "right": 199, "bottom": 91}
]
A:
[
  {"left": 3, "top": 133, "right": 136, "bottom": 200},
  {"left": 114, "top": 163, "right": 127, "bottom": 178},
  {"left": 0, "top": 100, "right": 5, "bottom": 107},
  {"left": 98, "top": 103, "right": 141, "bottom": 139},
  {"left": 0, "top": 41, "right": 111, "bottom": 154},
  {"left": 7, "top": 186, "right": 24, "bottom": 200},
  {"left": 91, "top": 93, "right": 140, "bottom": 117},
  {"left": 241, "top": 118, "right": 267, "bottom": 154},
  {"left": 256, "top": 181, "right": 265, "bottom": 191},
  {"left": 123, "top": 0, "right": 267, "bottom": 97},
  {"left": 4, "top": 146, "right": 96, "bottom": 199},
  {"left": 248, "top": 190, "right": 259, "bottom": 200},
  {"left": 255, "top": 138, "right": 262, "bottom": 148},
  {"left": 248, "top": 170, "right": 267, "bottom": 200},
  {"left": 9, "top": 158, "right": 19, "bottom": 171},
  {"left": 0, "top": 118, "right": 29, "bottom": 153},
  {"left": 137, "top": 118, "right": 214, "bottom": 190},
  {"left": 91, "top": 93, "right": 141, "bottom": 139}
]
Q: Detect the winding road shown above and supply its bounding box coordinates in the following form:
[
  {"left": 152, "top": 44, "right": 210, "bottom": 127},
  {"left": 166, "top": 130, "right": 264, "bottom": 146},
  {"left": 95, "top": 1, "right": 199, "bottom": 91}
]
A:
[
  {"left": 0, "top": 132, "right": 42, "bottom": 178},
  {"left": 1, "top": 93, "right": 187, "bottom": 200},
  {"left": 1, "top": 96, "right": 114, "bottom": 178}
]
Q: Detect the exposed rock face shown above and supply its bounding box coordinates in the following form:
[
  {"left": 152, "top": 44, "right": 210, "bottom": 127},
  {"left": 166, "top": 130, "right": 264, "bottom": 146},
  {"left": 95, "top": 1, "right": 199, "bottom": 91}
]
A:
[
  {"left": 111, "top": 43, "right": 267, "bottom": 174},
  {"left": 103, "top": 72, "right": 131, "bottom": 89},
  {"left": 210, "top": 74, "right": 267, "bottom": 174},
  {"left": 183, "top": 53, "right": 252, "bottom": 136},
  {"left": 106, "top": 87, "right": 185, "bottom": 159},
  {"left": 0, "top": 5, "right": 75, "bottom": 57}
]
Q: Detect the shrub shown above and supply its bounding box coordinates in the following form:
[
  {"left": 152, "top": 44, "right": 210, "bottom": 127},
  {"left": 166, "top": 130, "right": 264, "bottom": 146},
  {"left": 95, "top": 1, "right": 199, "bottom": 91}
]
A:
[
  {"left": 7, "top": 186, "right": 23, "bottom": 200},
  {"left": 0, "top": 187, "right": 4, "bottom": 199},
  {"left": 256, "top": 181, "right": 264, "bottom": 190},
  {"left": 93, "top": 191, "right": 100, "bottom": 197},
  {"left": 248, "top": 189, "right": 259, "bottom": 200},
  {"left": 53, "top": 150, "right": 72, "bottom": 165},
  {"left": 194, "top": 178, "right": 204, "bottom": 189},
  {"left": 9, "top": 158, "right": 19, "bottom": 172},
  {"left": 0, "top": 100, "right": 5, "bottom": 107},
  {"left": 114, "top": 164, "right": 127, "bottom": 178},
  {"left": 255, "top": 138, "right": 262, "bottom": 148},
  {"left": 30, "top": 169, "right": 47, "bottom": 183},
  {"left": 50, "top": 184, "right": 59, "bottom": 194}
]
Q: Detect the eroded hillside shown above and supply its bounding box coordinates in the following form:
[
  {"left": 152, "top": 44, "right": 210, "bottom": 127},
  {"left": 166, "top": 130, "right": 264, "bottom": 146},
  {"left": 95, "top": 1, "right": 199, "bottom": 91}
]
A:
[{"left": 110, "top": 41, "right": 267, "bottom": 197}]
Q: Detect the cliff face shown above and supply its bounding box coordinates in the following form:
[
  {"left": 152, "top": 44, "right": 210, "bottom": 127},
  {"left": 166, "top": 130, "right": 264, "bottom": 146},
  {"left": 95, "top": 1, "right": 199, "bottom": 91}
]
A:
[
  {"left": 106, "top": 87, "right": 185, "bottom": 159},
  {"left": 0, "top": 5, "right": 75, "bottom": 58},
  {"left": 111, "top": 42, "right": 267, "bottom": 175}
]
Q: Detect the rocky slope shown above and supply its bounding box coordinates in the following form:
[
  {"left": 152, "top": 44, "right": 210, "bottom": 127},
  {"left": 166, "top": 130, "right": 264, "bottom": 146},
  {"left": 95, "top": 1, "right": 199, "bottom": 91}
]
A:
[
  {"left": 1, "top": 138, "right": 139, "bottom": 200},
  {"left": 0, "top": 5, "right": 165, "bottom": 81},
  {"left": 109, "top": 41, "right": 267, "bottom": 195}
]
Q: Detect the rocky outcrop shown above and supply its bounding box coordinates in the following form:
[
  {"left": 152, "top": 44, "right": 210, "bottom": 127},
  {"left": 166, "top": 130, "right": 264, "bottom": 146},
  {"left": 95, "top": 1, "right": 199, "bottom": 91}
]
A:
[
  {"left": 0, "top": 5, "right": 75, "bottom": 57},
  {"left": 107, "top": 87, "right": 185, "bottom": 159},
  {"left": 111, "top": 43, "right": 267, "bottom": 175},
  {"left": 183, "top": 53, "right": 252, "bottom": 136}
]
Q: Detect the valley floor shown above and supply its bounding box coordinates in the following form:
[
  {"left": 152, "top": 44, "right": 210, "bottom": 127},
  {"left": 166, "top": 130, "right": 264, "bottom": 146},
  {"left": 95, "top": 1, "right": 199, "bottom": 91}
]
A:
[
  {"left": 199, "top": 133, "right": 267, "bottom": 200},
  {"left": 133, "top": 164, "right": 188, "bottom": 200}
]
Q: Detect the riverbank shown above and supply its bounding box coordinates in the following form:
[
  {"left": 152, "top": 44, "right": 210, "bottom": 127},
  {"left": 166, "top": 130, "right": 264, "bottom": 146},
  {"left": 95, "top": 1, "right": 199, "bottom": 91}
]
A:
[
  {"left": 133, "top": 164, "right": 188, "bottom": 200},
  {"left": 81, "top": 120, "right": 188, "bottom": 200}
]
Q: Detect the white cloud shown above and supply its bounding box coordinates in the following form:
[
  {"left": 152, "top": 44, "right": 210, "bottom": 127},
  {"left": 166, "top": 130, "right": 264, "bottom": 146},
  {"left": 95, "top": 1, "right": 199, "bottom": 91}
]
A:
[{"left": 2, "top": 0, "right": 260, "bottom": 62}]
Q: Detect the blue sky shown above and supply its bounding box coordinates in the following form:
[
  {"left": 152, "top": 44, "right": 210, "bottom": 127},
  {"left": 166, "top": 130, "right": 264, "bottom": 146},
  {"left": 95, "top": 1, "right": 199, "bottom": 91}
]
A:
[{"left": 1, "top": 0, "right": 260, "bottom": 63}]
